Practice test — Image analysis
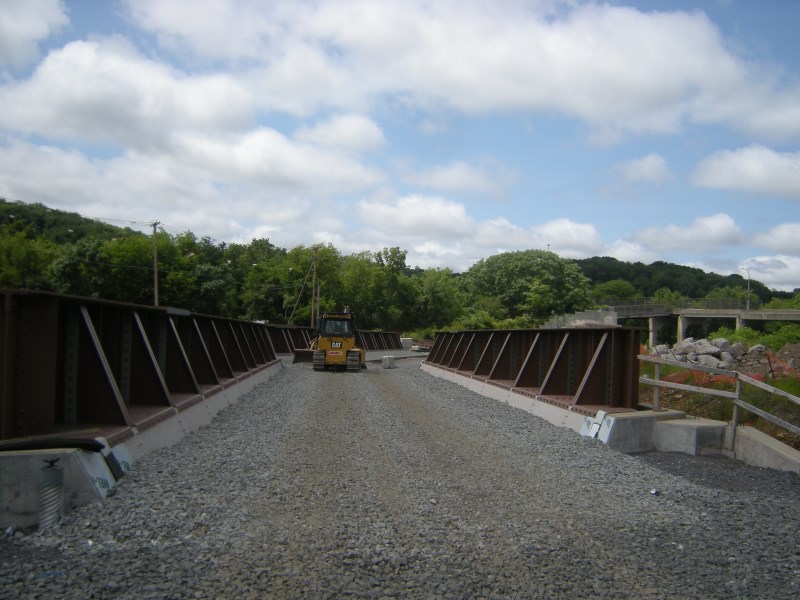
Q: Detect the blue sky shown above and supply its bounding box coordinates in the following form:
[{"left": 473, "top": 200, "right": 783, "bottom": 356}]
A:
[{"left": 0, "top": 0, "right": 798, "bottom": 291}]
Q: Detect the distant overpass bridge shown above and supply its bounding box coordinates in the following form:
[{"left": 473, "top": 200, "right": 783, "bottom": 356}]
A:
[{"left": 590, "top": 299, "right": 800, "bottom": 345}]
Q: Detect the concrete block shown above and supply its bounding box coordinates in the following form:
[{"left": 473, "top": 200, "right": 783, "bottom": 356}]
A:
[
  {"left": 731, "top": 426, "right": 800, "bottom": 474},
  {"left": 654, "top": 417, "right": 726, "bottom": 455},
  {"left": 598, "top": 410, "right": 686, "bottom": 453},
  {"left": 382, "top": 355, "right": 396, "bottom": 369},
  {"left": 401, "top": 337, "right": 413, "bottom": 350},
  {"left": 579, "top": 410, "right": 606, "bottom": 438},
  {"left": 0, "top": 448, "right": 116, "bottom": 529}
]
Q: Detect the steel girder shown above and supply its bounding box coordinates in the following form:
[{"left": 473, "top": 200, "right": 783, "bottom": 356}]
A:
[
  {"left": 425, "top": 328, "right": 640, "bottom": 415},
  {"left": 0, "top": 290, "right": 280, "bottom": 444}
]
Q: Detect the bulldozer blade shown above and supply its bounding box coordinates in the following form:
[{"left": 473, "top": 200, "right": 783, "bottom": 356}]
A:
[{"left": 292, "top": 349, "right": 315, "bottom": 363}]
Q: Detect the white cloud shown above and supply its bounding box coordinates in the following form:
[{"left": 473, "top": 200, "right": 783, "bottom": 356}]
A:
[
  {"left": 358, "top": 194, "right": 474, "bottom": 238},
  {"left": 0, "top": 0, "right": 68, "bottom": 69},
  {"left": 0, "top": 139, "right": 361, "bottom": 248},
  {"left": 631, "top": 213, "right": 744, "bottom": 252},
  {"left": 742, "top": 256, "right": 800, "bottom": 292},
  {"left": 752, "top": 223, "right": 800, "bottom": 255},
  {"left": 605, "top": 240, "right": 659, "bottom": 264},
  {"left": 352, "top": 194, "right": 604, "bottom": 270},
  {"left": 293, "top": 114, "right": 385, "bottom": 153},
  {"left": 0, "top": 39, "right": 252, "bottom": 149},
  {"left": 615, "top": 153, "right": 672, "bottom": 183},
  {"left": 692, "top": 145, "right": 800, "bottom": 200},
  {"left": 177, "top": 128, "right": 384, "bottom": 193},
  {"left": 401, "top": 161, "right": 506, "bottom": 194},
  {"left": 123, "top": 0, "right": 299, "bottom": 63},
  {"left": 526, "top": 218, "right": 604, "bottom": 258},
  {"left": 120, "top": 0, "right": 800, "bottom": 139}
]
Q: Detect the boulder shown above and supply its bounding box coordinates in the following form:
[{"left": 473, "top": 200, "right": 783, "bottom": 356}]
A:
[
  {"left": 747, "top": 344, "right": 767, "bottom": 354},
  {"left": 673, "top": 341, "right": 695, "bottom": 355},
  {"left": 653, "top": 344, "right": 670, "bottom": 355},
  {"left": 694, "top": 339, "right": 721, "bottom": 356},
  {"left": 710, "top": 338, "right": 732, "bottom": 352},
  {"left": 720, "top": 351, "right": 735, "bottom": 365},
  {"left": 696, "top": 354, "right": 723, "bottom": 369}
]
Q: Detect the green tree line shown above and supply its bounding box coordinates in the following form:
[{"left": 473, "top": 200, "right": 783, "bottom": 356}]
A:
[{"left": 1, "top": 199, "right": 798, "bottom": 335}]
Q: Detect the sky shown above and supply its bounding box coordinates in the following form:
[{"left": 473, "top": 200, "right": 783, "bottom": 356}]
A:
[{"left": 0, "top": 0, "right": 799, "bottom": 291}]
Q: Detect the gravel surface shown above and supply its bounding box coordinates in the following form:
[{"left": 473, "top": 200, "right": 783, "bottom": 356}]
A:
[{"left": 2, "top": 357, "right": 799, "bottom": 599}]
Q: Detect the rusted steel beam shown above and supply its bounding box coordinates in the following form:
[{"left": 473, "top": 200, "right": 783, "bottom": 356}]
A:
[
  {"left": 474, "top": 332, "right": 503, "bottom": 379},
  {"left": 426, "top": 326, "right": 641, "bottom": 414},
  {"left": 0, "top": 290, "right": 282, "bottom": 443},
  {"left": 204, "top": 319, "right": 235, "bottom": 381},
  {"left": 78, "top": 305, "right": 132, "bottom": 426},
  {"left": 130, "top": 312, "right": 173, "bottom": 406},
  {"left": 488, "top": 330, "right": 540, "bottom": 386}
]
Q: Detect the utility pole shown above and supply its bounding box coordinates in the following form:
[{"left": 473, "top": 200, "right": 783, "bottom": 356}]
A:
[
  {"left": 150, "top": 221, "right": 160, "bottom": 306},
  {"left": 740, "top": 267, "right": 751, "bottom": 310},
  {"left": 310, "top": 252, "right": 317, "bottom": 328}
]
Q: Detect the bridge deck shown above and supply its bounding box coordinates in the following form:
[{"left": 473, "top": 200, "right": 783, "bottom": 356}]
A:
[{"left": 2, "top": 357, "right": 797, "bottom": 598}]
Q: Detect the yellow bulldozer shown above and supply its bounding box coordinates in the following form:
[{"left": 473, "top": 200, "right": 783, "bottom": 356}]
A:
[{"left": 293, "top": 309, "right": 366, "bottom": 372}]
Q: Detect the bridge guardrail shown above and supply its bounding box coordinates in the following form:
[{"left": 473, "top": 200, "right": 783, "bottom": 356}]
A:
[
  {"left": 425, "top": 327, "right": 641, "bottom": 416},
  {"left": 638, "top": 355, "right": 800, "bottom": 449},
  {"left": 0, "top": 289, "right": 282, "bottom": 445}
]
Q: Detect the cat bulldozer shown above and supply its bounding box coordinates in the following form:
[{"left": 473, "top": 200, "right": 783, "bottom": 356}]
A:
[{"left": 293, "top": 310, "right": 366, "bottom": 372}]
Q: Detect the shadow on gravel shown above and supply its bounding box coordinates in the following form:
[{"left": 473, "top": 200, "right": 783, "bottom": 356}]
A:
[{"left": 634, "top": 451, "right": 800, "bottom": 497}]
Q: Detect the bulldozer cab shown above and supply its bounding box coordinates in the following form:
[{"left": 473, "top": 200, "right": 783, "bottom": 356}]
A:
[{"left": 319, "top": 315, "right": 353, "bottom": 337}]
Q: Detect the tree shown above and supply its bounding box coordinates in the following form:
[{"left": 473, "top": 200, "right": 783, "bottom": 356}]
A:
[
  {"left": 98, "top": 234, "right": 159, "bottom": 305},
  {"left": 591, "top": 279, "right": 640, "bottom": 302},
  {"left": 652, "top": 287, "right": 685, "bottom": 309},
  {"left": 519, "top": 258, "right": 591, "bottom": 319},
  {"left": 339, "top": 251, "right": 383, "bottom": 328},
  {"left": 413, "top": 268, "right": 465, "bottom": 328},
  {"left": 765, "top": 291, "right": 800, "bottom": 309},
  {"left": 48, "top": 238, "right": 108, "bottom": 296},
  {"left": 0, "top": 227, "right": 56, "bottom": 289},
  {"left": 706, "top": 286, "right": 748, "bottom": 300},
  {"left": 464, "top": 250, "right": 591, "bottom": 320}
]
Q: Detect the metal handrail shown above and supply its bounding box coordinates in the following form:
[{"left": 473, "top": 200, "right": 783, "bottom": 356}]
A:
[
  {"left": 638, "top": 354, "right": 800, "bottom": 450},
  {"left": 597, "top": 297, "right": 764, "bottom": 311}
]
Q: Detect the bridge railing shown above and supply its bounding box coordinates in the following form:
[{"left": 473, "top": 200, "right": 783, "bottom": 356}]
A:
[
  {"left": 596, "top": 297, "right": 764, "bottom": 312},
  {"left": 425, "top": 327, "right": 641, "bottom": 416},
  {"left": 639, "top": 355, "right": 800, "bottom": 449},
  {"left": 0, "top": 289, "right": 285, "bottom": 445},
  {"left": 680, "top": 298, "right": 762, "bottom": 310}
]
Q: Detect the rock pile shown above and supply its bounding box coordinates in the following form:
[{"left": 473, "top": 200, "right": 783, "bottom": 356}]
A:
[{"left": 650, "top": 337, "right": 769, "bottom": 372}]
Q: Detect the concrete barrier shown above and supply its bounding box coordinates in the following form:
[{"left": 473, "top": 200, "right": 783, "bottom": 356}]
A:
[
  {"left": 423, "top": 362, "right": 800, "bottom": 473},
  {"left": 730, "top": 426, "right": 800, "bottom": 474},
  {"left": 0, "top": 447, "right": 121, "bottom": 529},
  {"left": 0, "top": 361, "right": 284, "bottom": 530}
]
